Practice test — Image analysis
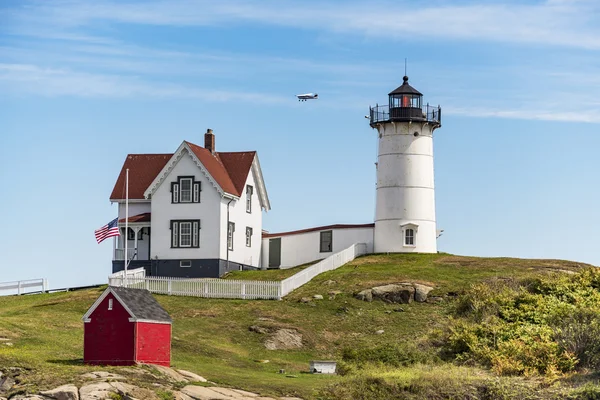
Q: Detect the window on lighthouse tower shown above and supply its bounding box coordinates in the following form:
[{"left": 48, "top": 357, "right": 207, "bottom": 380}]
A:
[{"left": 405, "top": 229, "right": 415, "bottom": 246}]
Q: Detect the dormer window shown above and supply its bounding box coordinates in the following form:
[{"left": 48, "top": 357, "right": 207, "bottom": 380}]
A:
[
  {"left": 246, "top": 185, "right": 253, "bottom": 213},
  {"left": 171, "top": 176, "right": 201, "bottom": 204}
]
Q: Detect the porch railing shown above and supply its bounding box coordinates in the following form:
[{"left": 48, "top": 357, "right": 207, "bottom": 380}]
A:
[{"left": 113, "top": 248, "right": 137, "bottom": 261}]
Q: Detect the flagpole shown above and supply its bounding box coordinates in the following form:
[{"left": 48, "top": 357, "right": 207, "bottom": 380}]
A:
[{"left": 125, "top": 168, "right": 129, "bottom": 288}]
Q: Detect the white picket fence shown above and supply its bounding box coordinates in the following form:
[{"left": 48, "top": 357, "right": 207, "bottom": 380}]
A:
[
  {"left": 0, "top": 278, "right": 48, "bottom": 296},
  {"left": 108, "top": 243, "right": 367, "bottom": 300}
]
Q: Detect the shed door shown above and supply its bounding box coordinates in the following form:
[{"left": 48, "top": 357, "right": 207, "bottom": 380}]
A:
[{"left": 268, "top": 238, "right": 281, "bottom": 268}]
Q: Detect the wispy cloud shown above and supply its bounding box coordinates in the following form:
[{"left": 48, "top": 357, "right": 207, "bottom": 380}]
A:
[
  {"left": 0, "top": 63, "right": 288, "bottom": 102},
  {"left": 6, "top": 0, "right": 600, "bottom": 50},
  {"left": 447, "top": 106, "right": 600, "bottom": 124},
  {"left": 3, "top": 0, "right": 600, "bottom": 124}
]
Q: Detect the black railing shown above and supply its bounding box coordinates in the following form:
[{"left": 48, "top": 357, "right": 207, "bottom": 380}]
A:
[{"left": 369, "top": 104, "right": 441, "bottom": 126}]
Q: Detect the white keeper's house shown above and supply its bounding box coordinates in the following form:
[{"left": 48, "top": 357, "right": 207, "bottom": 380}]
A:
[{"left": 109, "top": 76, "right": 442, "bottom": 277}]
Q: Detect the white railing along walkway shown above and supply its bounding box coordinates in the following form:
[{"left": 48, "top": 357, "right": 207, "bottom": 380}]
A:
[
  {"left": 108, "top": 243, "right": 368, "bottom": 300},
  {"left": 0, "top": 278, "right": 48, "bottom": 296},
  {"left": 281, "top": 242, "right": 367, "bottom": 297}
]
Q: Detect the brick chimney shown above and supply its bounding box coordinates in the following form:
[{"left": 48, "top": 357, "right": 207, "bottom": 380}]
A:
[{"left": 204, "top": 128, "right": 215, "bottom": 154}]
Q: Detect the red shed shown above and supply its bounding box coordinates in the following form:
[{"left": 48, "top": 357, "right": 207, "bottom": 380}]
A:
[{"left": 82, "top": 286, "right": 172, "bottom": 366}]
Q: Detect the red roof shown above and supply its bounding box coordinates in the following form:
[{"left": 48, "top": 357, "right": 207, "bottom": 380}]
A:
[
  {"left": 118, "top": 213, "right": 151, "bottom": 223},
  {"left": 110, "top": 142, "right": 256, "bottom": 200},
  {"left": 262, "top": 223, "right": 375, "bottom": 238},
  {"left": 218, "top": 151, "right": 256, "bottom": 195},
  {"left": 110, "top": 154, "right": 172, "bottom": 201}
]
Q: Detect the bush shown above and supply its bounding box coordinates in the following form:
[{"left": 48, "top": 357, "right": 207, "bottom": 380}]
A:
[
  {"left": 342, "top": 342, "right": 438, "bottom": 368},
  {"left": 567, "top": 383, "right": 600, "bottom": 400},
  {"left": 552, "top": 308, "right": 600, "bottom": 369},
  {"left": 438, "top": 269, "right": 600, "bottom": 377}
]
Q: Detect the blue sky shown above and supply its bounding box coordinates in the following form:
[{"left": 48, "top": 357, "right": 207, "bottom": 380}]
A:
[{"left": 1, "top": 0, "right": 599, "bottom": 290}]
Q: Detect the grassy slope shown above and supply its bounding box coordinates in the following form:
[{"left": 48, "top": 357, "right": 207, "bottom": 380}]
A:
[{"left": 0, "top": 253, "right": 592, "bottom": 399}]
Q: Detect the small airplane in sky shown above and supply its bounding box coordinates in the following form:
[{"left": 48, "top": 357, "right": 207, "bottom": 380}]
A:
[{"left": 296, "top": 93, "right": 318, "bottom": 101}]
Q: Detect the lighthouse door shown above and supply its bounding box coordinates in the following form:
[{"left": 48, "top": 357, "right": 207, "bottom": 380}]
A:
[{"left": 268, "top": 238, "right": 281, "bottom": 268}]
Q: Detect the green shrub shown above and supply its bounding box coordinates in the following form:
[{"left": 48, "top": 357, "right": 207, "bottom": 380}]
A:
[
  {"left": 438, "top": 269, "right": 600, "bottom": 377},
  {"left": 567, "top": 383, "right": 600, "bottom": 400},
  {"left": 342, "top": 342, "right": 438, "bottom": 368}
]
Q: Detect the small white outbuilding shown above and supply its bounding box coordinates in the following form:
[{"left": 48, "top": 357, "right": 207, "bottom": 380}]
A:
[{"left": 309, "top": 360, "right": 337, "bottom": 374}]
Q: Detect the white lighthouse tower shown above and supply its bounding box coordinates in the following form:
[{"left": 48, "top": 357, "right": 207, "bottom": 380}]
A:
[{"left": 369, "top": 76, "right": 442, "bottom": 253}]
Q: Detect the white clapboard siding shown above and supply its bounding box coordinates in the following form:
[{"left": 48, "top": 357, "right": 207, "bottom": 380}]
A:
[{"left": 108, "top": 243, "right": 367, "bottom": 300}]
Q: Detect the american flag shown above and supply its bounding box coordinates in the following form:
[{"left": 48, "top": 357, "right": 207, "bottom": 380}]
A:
[{"left": 95, "top": 217, "right": 120, "bottom": 244}]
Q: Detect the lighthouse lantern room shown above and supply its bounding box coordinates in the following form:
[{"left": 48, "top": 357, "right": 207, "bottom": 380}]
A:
[{"left": 369, "top": 76, "right": 442, "bottom": 254}]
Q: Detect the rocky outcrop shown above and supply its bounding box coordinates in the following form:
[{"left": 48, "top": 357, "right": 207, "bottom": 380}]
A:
[
  {"left": 414, "top": 283, "right": 434, "bottom": 302},
  {"left": 176, "top": 370, "right": 207, "bottom": 382},
  {"left": 371, "top": 284, "right": 415, "bottom": 304},
  {"left": 355, "top": 289, "right": 373, "bottom": 302},
  {"left": 265, "top": 328, "right": 303, "bottom": 350},
  {"left": 355, "top": 282, "right": 435, "bottom": 304},
  {"left": 1, "top": 366, "right": 303, "bottom": 400},
  {"left": 40, "top": 384, "right": 79, "bottom": 400}
]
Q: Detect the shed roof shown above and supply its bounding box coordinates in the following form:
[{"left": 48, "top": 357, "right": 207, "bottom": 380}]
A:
[
  {"left": 82, "top": 286, "right": 172, "bottom": 324},
  {"left": 111, "top": 287, "right": 172, "bottom": 323}
]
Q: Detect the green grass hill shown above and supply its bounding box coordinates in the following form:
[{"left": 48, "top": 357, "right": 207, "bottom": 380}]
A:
[{"left": 1, "top": 253, "right": 600, "bottom": 399}]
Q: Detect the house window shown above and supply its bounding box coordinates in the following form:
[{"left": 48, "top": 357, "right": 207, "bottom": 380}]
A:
[
  {"left": 246, "top": 185, "right": 253, "bottom": 213},
  {"left": 228, "top": 222, "right": 235, "bottom": 250},
  {"left": 180, "top": 178, "right": 192, "bottom": 202},
  {"left": 180, "top": 222, "right": 192, "bottom": 247},
  {"left": 172, "top": 176, "right": 201, "bottom": 204},
  {"left": 171, "top": 220, "right": 200, "bottom": 248},
  {"left": 180, "top": 260, "right": 191, "bottom": 268},
  {"left": 405, "top": 228, "right": 415, "bottom": 246},
  {"left": 320, "top": 230, "right": 333, "bottom": 253},
  {"left": 108, "top": 298, "right": 113, "bottom": 311},
  {"left": 127, "top": 228, "right": 143, "bottom": 240},
  {"left": 246, "top": 227, "right": 252, "bottom": 247}
]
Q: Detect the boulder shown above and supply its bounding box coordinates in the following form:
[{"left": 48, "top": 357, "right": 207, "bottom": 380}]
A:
[
  {"left": 299, "top": 297, "right": 311, "bottom": 303},
  {"left": 111, "top": 381, "right": 158, "bottom": 399},
  {"left": 354, "top": 289, "right": 373, "bottom": 302},
  {"left": 0, "top": 376, "right": 14, "bottom": 393},
  {"left": 40, "top": 384, "right": 79, "bottom": 400},
  {"left": 231, "top": 388, "right": 260, "bottom": 397},
  {"left": 371, "top": 284, "right": 415, "bottom": 304},
  {"left": 176, "top": 370, "right": 207, "bottom": 382},
  {"left": 181, "top": 385, "right": 230, "bottom": 399},
  {"left": 313, "top": 295, "right": 323, "bottom": 300},
  {"left": 413, "top": 284, "right": 434, "bottom": 302},
  {"left": 79, "top": 382, "right": 114, "bottom": 399},
  {"left": 147, "top": 365, "right": 188, "bottom": 382},
  {"left": 264, "top": 329, "right": 303, "bottom": 350},
  {"left": 375, "top": 329, "right": 385, "bottom": 335},
  {"left": 10, "top": 396, "right": 47, "bottom": 400}
]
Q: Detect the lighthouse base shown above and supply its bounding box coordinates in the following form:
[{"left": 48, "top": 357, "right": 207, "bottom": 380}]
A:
[{"left": 373, "top": 220, "right": 437, "bottom": 254}]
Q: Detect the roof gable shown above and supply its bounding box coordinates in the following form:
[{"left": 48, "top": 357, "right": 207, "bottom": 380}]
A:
[
  {"left": 111, "top": 140, "right": 269, "bottom": 207},
  {"left": 186, "top": 142, "right": 240, "bottom": 196},
  {"left": 82, "top": 286, "right": 172, "bottom": 323}
]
